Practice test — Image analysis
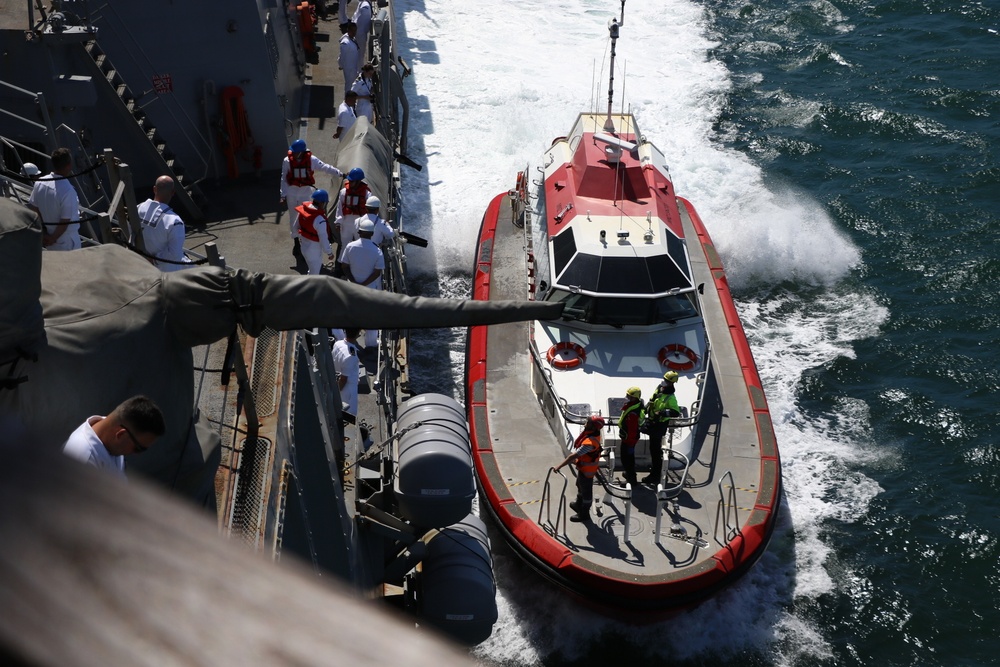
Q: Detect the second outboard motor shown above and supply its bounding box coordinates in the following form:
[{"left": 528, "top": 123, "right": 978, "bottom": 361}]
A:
[
  {"left": 416, "top": 513, "right": 498, "bottom": 646},
  {"left": 394, "top": 393, "right": 475, "bottom": 528}
]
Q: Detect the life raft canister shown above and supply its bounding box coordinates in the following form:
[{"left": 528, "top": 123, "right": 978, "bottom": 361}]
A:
[
  {"left": 658, "top": 343, "right": 698, "bottom": 371},
  {"left": 546, "top": 341, "right": 586, "bottom": 370}
]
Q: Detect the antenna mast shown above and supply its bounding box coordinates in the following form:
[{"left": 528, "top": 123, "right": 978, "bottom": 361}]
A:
[{"left": 603, "top": 0, "right": 626, "bottom": 132}]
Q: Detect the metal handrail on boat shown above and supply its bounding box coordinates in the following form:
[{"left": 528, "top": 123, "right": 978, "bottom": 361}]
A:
[
  {"left": 714, "top": 470, "right": 742, "bottom": 547},
  {"left": 654, "top": 450, "right": 691, "bottom": 546},
  {"left": 595, "top": 467, "right": 635, "bottom": 542},
  {"left": 538, "top": 467, "right": 569, "bottom": 538}
]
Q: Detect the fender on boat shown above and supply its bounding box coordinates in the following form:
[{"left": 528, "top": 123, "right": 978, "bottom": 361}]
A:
[
  {"left": 394, "top": 393, "right": 476, "bottom": 529},
  {"left": 416, "top": 513, "right": 498, "bottom": 646}
]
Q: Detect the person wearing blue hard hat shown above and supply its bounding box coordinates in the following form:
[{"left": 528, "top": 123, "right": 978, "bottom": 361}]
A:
[
  {"left": 292, "top": 188, "right": 335, "bottom": 275},
  {"left": 280, "top": 138, "right": 344, "bottom": 259},
  {"left": 333, "top": 167, "right": 371, "bottom": 268}
]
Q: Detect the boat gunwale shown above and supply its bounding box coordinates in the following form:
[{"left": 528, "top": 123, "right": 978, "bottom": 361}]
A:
[{"left": 466, "top": 184, "right": 782, "bottom": 613}]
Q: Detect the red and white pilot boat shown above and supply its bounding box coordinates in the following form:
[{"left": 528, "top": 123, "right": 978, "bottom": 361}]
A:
[{"left": 466, "top": 11, "right": 781, "bottom": 614}]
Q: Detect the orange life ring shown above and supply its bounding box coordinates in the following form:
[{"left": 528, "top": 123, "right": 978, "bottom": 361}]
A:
[
  {"left": 547, "top": 341, "right": 586, "bottom": 370},
  {"left": 658, "top": 343, "right": 698, "bottom": 371}
]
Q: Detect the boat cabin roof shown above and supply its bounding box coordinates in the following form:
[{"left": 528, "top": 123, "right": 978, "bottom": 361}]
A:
[
  {"left": 544, "top": 114, "right": 693, "bottom": 296},
  {"left": 550, "top": 225, "right": 692, "bottom": 295}
]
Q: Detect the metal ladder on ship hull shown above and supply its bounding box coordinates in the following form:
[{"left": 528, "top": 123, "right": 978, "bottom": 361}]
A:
[{"left": 81, "top": 39, "right": 204, "bottom": 222}]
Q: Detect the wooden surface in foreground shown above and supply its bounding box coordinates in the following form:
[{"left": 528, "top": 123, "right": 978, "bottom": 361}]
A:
[{"left": 0, "top": 439, "right": 471, "bottom": 667}]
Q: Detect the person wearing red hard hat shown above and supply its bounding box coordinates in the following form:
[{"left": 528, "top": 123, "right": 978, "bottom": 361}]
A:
[{"left": 554, "top": 415, "right": 606, "bottom": 523}]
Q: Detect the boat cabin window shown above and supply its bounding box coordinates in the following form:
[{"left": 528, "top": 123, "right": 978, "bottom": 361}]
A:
[{"left": 546, "top": 289, "right": 698, "bottom": 327}]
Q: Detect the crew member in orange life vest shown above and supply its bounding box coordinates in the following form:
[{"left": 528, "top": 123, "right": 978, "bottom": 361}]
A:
[
  {"left": 554, "top": 416, "right": 606, "bottom": 523},
  {"left": 293, "top": 189, "right": 334, "bottom": 275},
  {"left": 279, "top": 139, "right": 343, "bottom": 256},
  {"left": 334, "top": 167, "right": 370, "bottom": 262}
]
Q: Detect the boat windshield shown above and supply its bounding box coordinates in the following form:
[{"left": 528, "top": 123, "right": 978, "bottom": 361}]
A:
[{"left": 546, "top": 289, "right": 699, "bottom": 327}]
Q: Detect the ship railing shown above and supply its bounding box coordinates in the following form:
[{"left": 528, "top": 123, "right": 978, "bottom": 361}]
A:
[
  {"left": 372, "top": 5, "right": 409, "bottom": 152},
  {"left": 714, "top": 470, "right": 742, "bottom": 547},
  {"left": 595, "top": 454, "right": 636, "bottom": 543},
  {"left": 0, "top": 79, "right": 107, "bottom": 210},
  {"left": 538, "top": 467, "right": 570, "bottom": 541},
  {"left": 0, "top": 135, "right": 50, "bottom": 204},
  {"left": 370, "top": 238, "right": 409, "bottom": 430}
]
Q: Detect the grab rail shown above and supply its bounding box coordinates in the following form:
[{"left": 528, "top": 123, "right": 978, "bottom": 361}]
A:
[
  {"left": 714, "top": 470, "right": 742, "bottom": 546},
  {"left": 653, "top": 450, "right": 691, "bottom": 545},
  {"left": 538, "top": 467, "right": 568, "bottom": 537}
]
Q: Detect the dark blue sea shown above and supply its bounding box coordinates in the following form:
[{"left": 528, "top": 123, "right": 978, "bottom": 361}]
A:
[{"left": 398, "top": 0, "right": 1000, "bottom": 664}]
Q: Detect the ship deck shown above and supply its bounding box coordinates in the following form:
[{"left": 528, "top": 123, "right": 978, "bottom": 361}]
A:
[{"left": 474, "top": 195, "right": 776, "bottom": 607}]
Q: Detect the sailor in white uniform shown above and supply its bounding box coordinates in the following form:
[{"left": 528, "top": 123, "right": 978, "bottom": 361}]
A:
[
  {"left": 28, "top": 148, "right": 80, "bottom": 251},
  {"left": 341, "top": 217, "right": 384, "bottom": 348},
  {"left": 334, "top": 91, "right": 359, "bottom": 141},
  {"left": 332, "top": 328, "right": 361, "bottom": 418},
  {"left": 137, "top": 175, "right": 191, "bottom": 271},
  {"left": 359, "top": 196, "right": 395, "bottom": 246},
  {"left": 292, "top": 189, "right": 334, "bottom": 275},
  {"left": 352, "top": 0, "right": 373, "bottom": 56},
  {"left": 338, "top": 21, "right": 360, "bottom": 94},
  {"left": 351, "top": 63, "right": 376, "bottom": 123}
]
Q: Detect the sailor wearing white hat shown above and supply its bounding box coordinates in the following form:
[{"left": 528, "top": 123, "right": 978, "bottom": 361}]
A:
[
  {"left": 359, "top": 195, "right": 395, "bottom": 245},
  {"left": 341, "top": 216, "right": 384, "bottom": 349}
]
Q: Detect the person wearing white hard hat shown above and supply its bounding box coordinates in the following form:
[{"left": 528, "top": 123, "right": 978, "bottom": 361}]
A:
[
  {"left": 341, "top": 216, "right": 384, "bottom": 348},
  {"left": 21, "top": 163, "right": 40, "bottom": 179},
  {"left": 28, "top": 147, "right": 81, "bottom": 251},
  {"left": 359, "top": 195, "right": 395, "bottom": 245}
]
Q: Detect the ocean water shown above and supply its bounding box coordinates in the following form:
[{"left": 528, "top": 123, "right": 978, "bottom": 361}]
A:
[{"left": 395, "top": 1, "right": 1000, "bottom": 665}]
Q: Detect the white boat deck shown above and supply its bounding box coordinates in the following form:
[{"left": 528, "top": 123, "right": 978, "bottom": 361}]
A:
[{"left": 477, "top": 198, "right": 773, "bottom": 594}]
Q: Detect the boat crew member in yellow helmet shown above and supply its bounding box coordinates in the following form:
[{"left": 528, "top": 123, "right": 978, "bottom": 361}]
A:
[
  {"left": 618, "top": 387, "right": 643, "bottom": 485},
  {"left": 641, "top": 371, "right": 681, "bottom": 484}
]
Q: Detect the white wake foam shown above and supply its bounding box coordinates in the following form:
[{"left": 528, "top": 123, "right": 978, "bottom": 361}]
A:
[{"left": 398, "top": 0, "right": 884, "bottom": 663}]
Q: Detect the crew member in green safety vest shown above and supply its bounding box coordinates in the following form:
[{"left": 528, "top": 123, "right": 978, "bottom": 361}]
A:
[
  {"left": 617, "top": 387, "right": 644, "bottom": 485},
  {"left": 640, "top": 370, "right": 681, "bottom": 484}
]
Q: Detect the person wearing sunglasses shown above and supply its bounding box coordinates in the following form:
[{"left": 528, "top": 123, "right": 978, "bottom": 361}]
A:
[{"left": 63, "top": 395, "right": 166, "bottom": 478}]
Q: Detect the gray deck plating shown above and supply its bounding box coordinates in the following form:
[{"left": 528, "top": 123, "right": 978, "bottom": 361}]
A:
[{"left": 482, "top": 200, "right": 766, "bottom": 580}]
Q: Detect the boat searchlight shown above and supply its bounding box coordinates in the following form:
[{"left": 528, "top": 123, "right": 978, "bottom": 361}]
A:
[
  {"left": 593, "top": 133, "right": 639, "bottom": 163},
  {"left": 617, "top": 230, "right": 630, "bottom": 244}
]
